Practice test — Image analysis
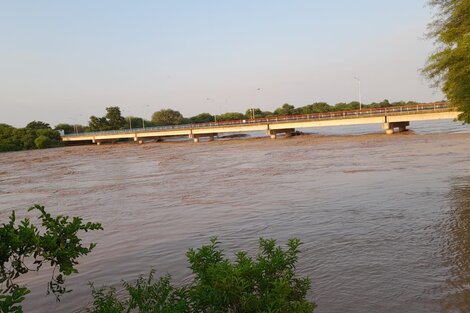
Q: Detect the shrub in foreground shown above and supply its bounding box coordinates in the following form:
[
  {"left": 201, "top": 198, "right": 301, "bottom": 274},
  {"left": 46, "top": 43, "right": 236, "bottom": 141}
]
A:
[
  {"left": 88, "top": 238, "right": 316, "bottom": 313},
  {"left": 0, "top": 205, "right": 102, "bottom": 312}
]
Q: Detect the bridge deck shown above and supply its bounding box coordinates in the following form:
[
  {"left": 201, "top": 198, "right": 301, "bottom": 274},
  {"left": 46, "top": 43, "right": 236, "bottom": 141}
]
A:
[{"left": 61, "top": 103, "right": 459, "bottom": 143}]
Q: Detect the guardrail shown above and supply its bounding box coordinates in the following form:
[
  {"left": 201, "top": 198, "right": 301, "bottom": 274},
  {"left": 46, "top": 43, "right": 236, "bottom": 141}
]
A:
[{"left": 63, "top": 102, "right": 450, "bottom": 137}]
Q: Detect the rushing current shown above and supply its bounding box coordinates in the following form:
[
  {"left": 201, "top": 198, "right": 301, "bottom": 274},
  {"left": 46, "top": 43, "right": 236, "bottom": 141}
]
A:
[{"left": 1, "top": 120, "right": 470, "bottom": 313}]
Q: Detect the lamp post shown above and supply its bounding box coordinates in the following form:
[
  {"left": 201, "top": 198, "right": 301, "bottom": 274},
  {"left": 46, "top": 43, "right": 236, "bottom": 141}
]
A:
[{"left": 354, "top": 77, "right": 362, "bottom": 110}]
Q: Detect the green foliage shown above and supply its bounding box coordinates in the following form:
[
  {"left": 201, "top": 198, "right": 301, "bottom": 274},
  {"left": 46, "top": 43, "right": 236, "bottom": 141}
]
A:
[
  {"left": 151, "top": 109, "right": 184, "bottom": 126},
  {"left": 423, "top": 0, "right": 470, "bottom": 123},
  {"left": 88, "top": 272, "right": 190, "bottom": 313},
  {"left": 333, "top": 101, "right": 360, "bottom": 111},
  {"left": 25, "top": 121, "right": 51, "bottom": 130},
  {"left": 0, "top": 287, "right": 29, "bottom": 313},
  {"left": 274, "top": 104, "right": 298, "bottom": 116},
  {"left": 87, "top": 238, "right": 315, "bottom": 313},
  {"left": 106, "top": 107, "right": 127, "bottom": 129},
  {"left": 0, "top": 125, "right": 61, "bottom": 152},
  {"left": 217, "top": 112, "right": 245, "bottom": 121},
  {"left": 55, "top": 123, "right": 80, "bottom": 134},
  {"left": 245, "top": 108, "right": 265, "bottom": 119},
  {"left": 298, "top": 103, "right": 332, "bottom": 114},
  {"left": 189, "top": 113, "right": 214, "bottom": 124},
  {"left": 87, "top": 286, "right": 126, "bottom": 313},
  {"left": 126, "top": 116, "right": 149, "bottom": 129},
  {"left": 89, "top": 107, "right": 127, "bottom": 131},
  {"left": 0, "top": 205, "right": 103, "bottom": 312},
  {"left": 34, "top": 135, "right": 54, "bottom": 149}
]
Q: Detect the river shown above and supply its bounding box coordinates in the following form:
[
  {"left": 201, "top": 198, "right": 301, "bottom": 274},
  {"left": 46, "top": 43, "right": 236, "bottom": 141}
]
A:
[{"left": 1, "top": 120, "right": 469, "bottom": 312}]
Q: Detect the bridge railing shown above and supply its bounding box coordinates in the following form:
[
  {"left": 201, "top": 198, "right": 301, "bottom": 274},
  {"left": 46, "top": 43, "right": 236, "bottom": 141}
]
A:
[{"left": 63, "top": 102, "right": 449, "bottom": 137}]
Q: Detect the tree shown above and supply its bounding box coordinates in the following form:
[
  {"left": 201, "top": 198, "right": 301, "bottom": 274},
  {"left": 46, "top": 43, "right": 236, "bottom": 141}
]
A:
[
  {"left": 88, "top": 107, "right": 126, "bottom": 131},
  {"left": 34, "top": 135, "right": 54, "bottom": 149},
  {"left": 245, "top": 108, "right": 264, "bottom": 119},
  {"left": 299, "top": 102, "right": 332, "bottom": 114},
  {"left": 55, "top": 123, "right": 74, "bottom": 134},
  {"left": 189, "top": 113, "right": 214, "bottom": 124},
  {"left": 423, "top": 0, "right": 470, "bottom": 123},
  {"left": 25, "top": 121, "right": 50, "bottom": 130},
  {"left": 274, "top": 103, "right": 298, "bottom": 116},
  {"left": 88, "top": 116, "right": 110, "bottom": 131},
  {"left": 55, "top": 123, "right": 76, "bottom": 134},
  {"left": 0, "top": 205, "right": 102, "bottom": 312},
  {"left": 127, "top": 116, "right": 147, "bottom": 129},
  {"left": 151, "top": 109, "right": 184, "bottom": 126},
  {"left": 217, "top": 112, "right": 245, "bottom": 121},
  {"left": 105, "top": 106, "right": 126, "bottom": 129},
  {"left": 34, "top": 128, "right": 61, "bottom": 149}
]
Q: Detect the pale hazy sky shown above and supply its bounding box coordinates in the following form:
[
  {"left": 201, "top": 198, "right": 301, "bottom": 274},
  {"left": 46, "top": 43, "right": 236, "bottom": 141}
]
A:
[{"left": 0, "top": 1, "right": 442, "bottom": 127}]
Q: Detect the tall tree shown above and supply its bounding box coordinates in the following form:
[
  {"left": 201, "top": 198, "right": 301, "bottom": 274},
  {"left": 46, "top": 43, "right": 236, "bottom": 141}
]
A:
[
  {"left": 423, "top": 0, "right": 470, "bottom": 123},
  {"left": 105, "top": 106, "right": 127, "bottom": 129},
  {"left": 151, "top": 109, "right": 184, "bottom": 126},
  {"left": 88, "top": 107, "right": 126, "bottom": 131}
]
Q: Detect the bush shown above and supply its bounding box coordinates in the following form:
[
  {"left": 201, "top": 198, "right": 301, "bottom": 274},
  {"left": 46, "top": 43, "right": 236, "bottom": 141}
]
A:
[
  {"left": 0, "top": 205, "right": 103, "bottom": 312},
  {"left": 34, "top": 135, "right": 54, "bottom": 149},
  {"left": 87, "top": 238, "right": 315, "bottom": 313}
]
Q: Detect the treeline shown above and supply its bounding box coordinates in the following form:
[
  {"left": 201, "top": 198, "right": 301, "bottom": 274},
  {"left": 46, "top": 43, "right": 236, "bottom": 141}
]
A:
[
  {"left": 59, "top": 99, "right": 418, "bottom": 133},
  {"left": 0, "top": 121, "right": 62, "bottom": 152},
  {"left": 0, "top": 99, "right": 419, "bottom": 152}
]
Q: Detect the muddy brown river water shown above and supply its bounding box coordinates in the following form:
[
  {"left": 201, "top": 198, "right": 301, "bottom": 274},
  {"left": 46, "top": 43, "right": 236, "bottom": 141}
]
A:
[{"left": 1, "top": 126, "right": 470, "bottom": 312}]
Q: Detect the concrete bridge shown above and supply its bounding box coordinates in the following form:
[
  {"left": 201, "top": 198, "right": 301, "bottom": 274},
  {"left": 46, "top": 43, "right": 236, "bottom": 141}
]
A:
[{"left": 62, "top": 102, "right": 460, "bottom": 145}]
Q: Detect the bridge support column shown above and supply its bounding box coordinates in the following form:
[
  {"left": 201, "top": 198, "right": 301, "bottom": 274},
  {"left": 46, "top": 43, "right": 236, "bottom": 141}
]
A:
[
  {"left": 190, "top": 133, "right": 217, "bottom": 143},
  {"left": 382, "top": 122, "right": 409, "bottom": 135},
  {"left": 268, "top": 129, "right": 295, "bottom": 139}
]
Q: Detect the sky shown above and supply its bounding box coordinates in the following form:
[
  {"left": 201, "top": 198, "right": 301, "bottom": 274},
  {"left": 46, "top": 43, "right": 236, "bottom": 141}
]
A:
[{"left": 0, "top": 0, "right": 443, "bottom": 127}]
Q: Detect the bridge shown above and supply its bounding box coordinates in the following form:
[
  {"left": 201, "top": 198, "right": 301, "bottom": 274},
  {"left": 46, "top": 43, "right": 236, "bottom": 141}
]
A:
[{"left": 62, "top": 102, "right": 459, "bottom": 145}]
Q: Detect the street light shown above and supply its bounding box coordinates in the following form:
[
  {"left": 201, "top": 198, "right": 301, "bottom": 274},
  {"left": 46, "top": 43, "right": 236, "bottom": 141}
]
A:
[
  {"left": 354, "top": 77, "right": 362, "bottom": 110},
  {"left": 206, "top": 97, "right": 218, "bottom": 122},
  {"left": 121, "top": 108, "right": 132, "bottom": 130}
]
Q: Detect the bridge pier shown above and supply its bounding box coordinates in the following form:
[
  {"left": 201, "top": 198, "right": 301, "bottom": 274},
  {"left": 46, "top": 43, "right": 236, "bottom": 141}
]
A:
[
  {"left": 189, "top": 133, "right": 217, "bottom": 143},
  {"left": 267, "top": 129, "right": 295, "bottom": 139},
  {"left": 382, "top": 122, "right": 409, "bottom": 135}
]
